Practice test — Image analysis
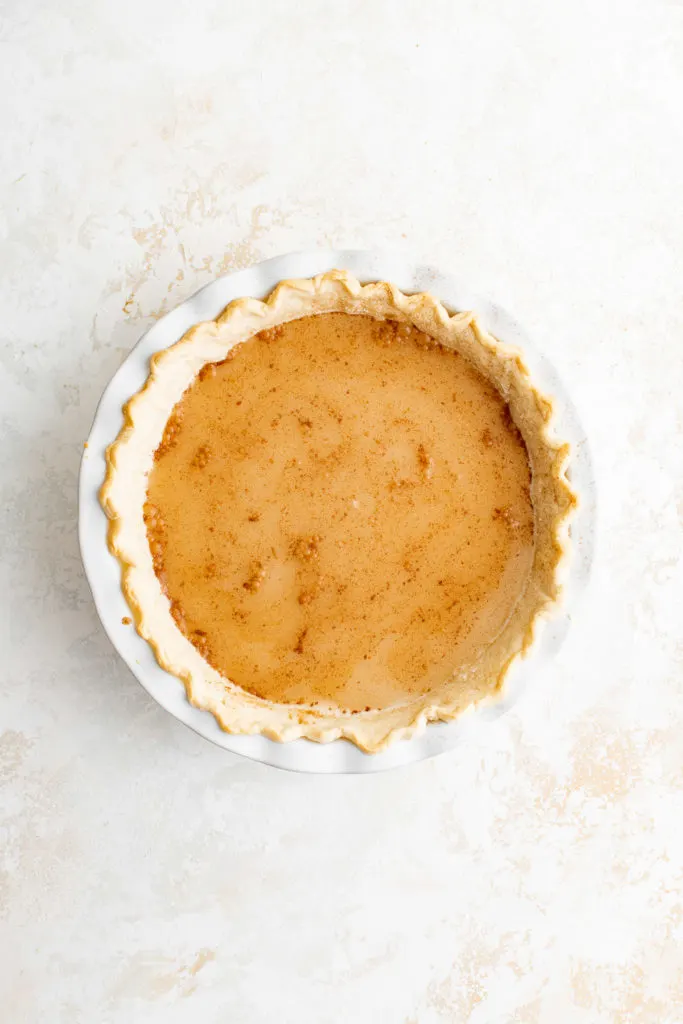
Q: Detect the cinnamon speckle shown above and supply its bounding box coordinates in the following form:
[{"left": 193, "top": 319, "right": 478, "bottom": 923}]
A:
[
  {"left": 293, "top": 628, "right": 308, "bottom": 654},
  {"left": 493, "top": 505, "right": 521, "bottom": 529},
  {"left": 191, "top": 445, "right": 211, "bottom": 469},
  {"left": 417, "top": 442, "right": 434, "bottom": 480},
  {"left": 243, "top": 561, "right": 266, "bottom": 592},
  {"left": 291, "top": 535, "right": 321, "bottom": 561},
  {"left": 258, "top": 324, "right": 284, "bottom": 343}
]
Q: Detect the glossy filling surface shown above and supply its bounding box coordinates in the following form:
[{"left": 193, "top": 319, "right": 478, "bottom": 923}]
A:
[{"left": 145, "top": 313, "right": 534, "bottom": 712}]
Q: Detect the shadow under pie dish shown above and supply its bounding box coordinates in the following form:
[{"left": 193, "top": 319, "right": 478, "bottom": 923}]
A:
[{"left": 100, "top": 270, "right": 577, "bottom": 752}]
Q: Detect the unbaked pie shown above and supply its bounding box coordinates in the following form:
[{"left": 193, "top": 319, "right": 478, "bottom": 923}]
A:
[{"left": 101, "top": 270, "right": 576, "bottom": 751}]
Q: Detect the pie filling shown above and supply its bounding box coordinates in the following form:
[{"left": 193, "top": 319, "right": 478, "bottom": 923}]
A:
[{"left": 144, "top": 313, "right": 534, "bottom": 713}]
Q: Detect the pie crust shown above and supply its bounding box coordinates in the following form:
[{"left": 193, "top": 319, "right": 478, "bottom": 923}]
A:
[{"left": 101, "top": 270, "right": 577, "bottom": 752}]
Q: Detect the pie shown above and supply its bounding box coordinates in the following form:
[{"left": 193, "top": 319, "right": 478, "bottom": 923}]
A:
[{"left": 101, "top": 270, "right": 577, "bottom": 751}]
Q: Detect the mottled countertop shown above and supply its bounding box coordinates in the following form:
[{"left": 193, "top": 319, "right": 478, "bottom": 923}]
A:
[{"left": 2, "top": 2, "right": 683, "bottom": 1021}]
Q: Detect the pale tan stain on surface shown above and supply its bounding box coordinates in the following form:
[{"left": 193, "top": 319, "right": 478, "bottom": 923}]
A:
[
  {"left": 186, "top": 947, "right": 215, "bottom": 977},
  {"left": 110, "top": 948, "right": 216, "bottom": 1004},
  {"left": 509, "top": 996, "right": 541, "bottom": 1023},
  {"left": 412, "top": 938, "right": 507, "bottom": 1021},
  {"left": 0, "top": 758, "right": 79, "bottom": 923},
  {"left": 0, "top": 730, "right": 32, "bottom": 783},
  {"left": 570, "top": 718, "right": 640, "bottom": 800},
  {"left": 0, "top": 868, "right": 9, "bottom": 919},
  {"left": 158, "top": 93, "right": 215, "bottom": 142},
  {"left": 570, "top": 959, "right": 682, "bottom": 1021},
  {"left": 120, "top": 200, "right": 289, "bottom": 323}
]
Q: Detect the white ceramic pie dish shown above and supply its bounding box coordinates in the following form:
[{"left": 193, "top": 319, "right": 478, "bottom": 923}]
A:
[{"left": 79, "top": 250, "right": 595, "bottom": 773}]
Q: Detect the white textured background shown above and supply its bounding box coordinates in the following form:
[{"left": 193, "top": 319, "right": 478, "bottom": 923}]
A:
[{"left": 2, "top": 1, "right": 683, "bottom": 1021}]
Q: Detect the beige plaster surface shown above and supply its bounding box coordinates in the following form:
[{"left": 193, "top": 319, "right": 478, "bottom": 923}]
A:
[{"left": 1, "top": 1, "right": 683, "bottom": 1021}]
